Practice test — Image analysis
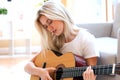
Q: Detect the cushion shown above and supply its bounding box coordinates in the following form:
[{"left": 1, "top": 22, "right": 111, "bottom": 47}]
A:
[
  {"left": 96, "top": 37, "right": 117, "bottom": 65},
  {"left": 96, "top": 37, "right": 117, "bottom": 80}
]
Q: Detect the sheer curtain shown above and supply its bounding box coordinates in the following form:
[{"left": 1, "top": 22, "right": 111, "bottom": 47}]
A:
[{"left": 64, "top": 0, "right": 116, "bottom": 24}]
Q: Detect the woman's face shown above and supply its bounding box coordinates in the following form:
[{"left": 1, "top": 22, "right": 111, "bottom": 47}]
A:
[{"left": 39, "top": 15, "right": 64, "bottom": 36}]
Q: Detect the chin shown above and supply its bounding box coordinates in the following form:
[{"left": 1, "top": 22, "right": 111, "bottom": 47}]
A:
[
  {"left": 54, "top": 33, "right": 60, "bottom": 36},
  {"left": 55, "top": 34, "right": 59, "bottom": 36}
]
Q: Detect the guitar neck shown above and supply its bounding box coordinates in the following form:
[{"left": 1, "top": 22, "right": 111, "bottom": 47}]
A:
[{"left": 56, "top": 64, "right": 116, "bottom": 79}]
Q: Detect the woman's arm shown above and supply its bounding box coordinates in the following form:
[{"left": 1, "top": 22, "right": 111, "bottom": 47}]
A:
[
  {"left": 85, "top": 57, "right": 98, "bottom": 66},
  {"left": 24, "top": 54, "right": 55, "bottom": 80},
  {"left": 24, "top": 61, "right": 42, "bottom": 76}
]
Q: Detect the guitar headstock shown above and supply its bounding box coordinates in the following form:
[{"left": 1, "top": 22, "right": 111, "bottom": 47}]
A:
[{"left": 115, "top": 63, "right": 120, "bottom": 75}]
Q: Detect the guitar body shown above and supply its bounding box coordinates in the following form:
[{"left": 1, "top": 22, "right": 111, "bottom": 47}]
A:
[{"left": 30, "top": 50, "right": 86, "bottom": 80}]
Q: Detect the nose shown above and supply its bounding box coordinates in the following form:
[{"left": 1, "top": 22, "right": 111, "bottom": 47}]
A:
[{"left": 47, "top": 25, "right": 54, "bottom": 33}]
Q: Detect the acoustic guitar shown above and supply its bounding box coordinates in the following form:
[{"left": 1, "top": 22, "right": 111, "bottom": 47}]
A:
[{"left": 30, "top": 50, "right": 120, "bottom": 80}]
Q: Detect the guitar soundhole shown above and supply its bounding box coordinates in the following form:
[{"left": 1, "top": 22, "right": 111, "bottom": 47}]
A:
[
  {"left": 56, "top": 67, "right": 63, "bottom": 80},
  {"left": 55, "top": 64, "right": 65, "bottom": 80}
]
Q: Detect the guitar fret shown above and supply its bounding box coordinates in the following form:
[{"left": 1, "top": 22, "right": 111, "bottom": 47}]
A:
[
  {"left": 62, "top": 68, "right": 80, "bottom": 78},
  {"left": 61, "top": 64, "right": 114, "bottom": 78},
  {"left": 102, "top": 65, "right": 105, "bottom": 75},
  {"left": 93, "top": 64, "right": 113, "bottom": 75},
  {"left": 106, "top": 65, "right": 112, "bottom": 75},
  {"left": 107, "top": 65, "right": 110, "bottom": 74},
  {"left": 62, "top": 67, "right": 86, "bottom": 78}
]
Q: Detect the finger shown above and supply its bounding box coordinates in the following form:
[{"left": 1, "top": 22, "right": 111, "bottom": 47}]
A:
[
  {"left": 50, "top": 67, "right": 56, "bottom": 70},
  {"left": 47, "top": 67, "right": 56, "bottom": 71},
  {"left": 87, "top": 66, "right": 91, "bottom": 79},
  {"left": 47, "top": 75, "right": 53, "bottom": 80},
  {"left": 83, "top": 71, "right": 86, "bottom": 80},
  {"left": 88, "top": 66, "right": 96, "bottom": 80},
  {"left": 83, "top": 66, "right": 92, "bottom": 80},
  {"left": 88, "top": 66, "right": 91, "bottom": 70},
  {"left": 88, "top": 66, "right": 94, "bottom": 79},
  {"left": 83, "top": 69, "right": 88, "bottom": 80},
  {"left": 86, "top": 66, "right": 91, "bottom": 72},
  {"left": 47, "top": 67, "right": 56, "bottom": 73}
]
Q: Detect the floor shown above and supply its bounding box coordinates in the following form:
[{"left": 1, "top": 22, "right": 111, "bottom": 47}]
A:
[{"left": 0, "top": 55, "right": 34, "bottom": 80}]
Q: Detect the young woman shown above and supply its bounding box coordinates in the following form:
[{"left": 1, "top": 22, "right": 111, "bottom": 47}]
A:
[{"left": 24, "top": 1, "right": 99, "bottom": 80}]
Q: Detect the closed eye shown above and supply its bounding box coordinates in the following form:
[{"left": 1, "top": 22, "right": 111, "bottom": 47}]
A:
[
  {"left": 47, "top": 19, "right": 53, "bottom": 25},
  {"left": 43, "top": 19, "right": 53, "bottom": 29}
]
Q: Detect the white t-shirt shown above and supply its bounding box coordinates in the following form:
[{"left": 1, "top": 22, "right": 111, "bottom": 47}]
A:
[{"left": 60, "top": 28, "right": 99, "bottom": 59}]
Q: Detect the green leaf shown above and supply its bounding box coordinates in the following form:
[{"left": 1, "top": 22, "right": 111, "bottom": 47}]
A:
[
  {"left": 3, "top": 8, "right": 7, "bottom": 15},
  {"left": 0, "top": 8, "right": 2, "bottom": 14}
]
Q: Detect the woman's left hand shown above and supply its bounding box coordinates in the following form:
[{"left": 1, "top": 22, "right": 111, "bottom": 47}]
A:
[{"left": 83, "top": 66, "right": 96, "bottom": 80}]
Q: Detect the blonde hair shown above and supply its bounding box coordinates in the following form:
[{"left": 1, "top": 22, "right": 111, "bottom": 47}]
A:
[{"left": 35, "top": 1, "right": 75, "bottom": 51}]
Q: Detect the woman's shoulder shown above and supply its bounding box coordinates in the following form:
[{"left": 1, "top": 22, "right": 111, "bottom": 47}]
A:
[
  {"left": 74, "top": 25, "right": 88, "bottom": 34},
  {"left": 73, "top": 25, "right": 95, "bottom": 40},
  {"left": 76, "top": 28, "right": 95, "bottom": 41}
]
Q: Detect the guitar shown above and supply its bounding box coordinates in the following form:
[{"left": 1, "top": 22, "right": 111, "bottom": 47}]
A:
[{"left": 30, "top": 50, "right": 120, "bottom": 80}]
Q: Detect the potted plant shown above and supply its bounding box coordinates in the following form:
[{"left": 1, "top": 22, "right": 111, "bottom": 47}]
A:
[{"left": 0, "top": 8, "right": 7, "bottom": 15}]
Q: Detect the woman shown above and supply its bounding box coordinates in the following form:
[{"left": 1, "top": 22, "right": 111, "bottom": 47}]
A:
[{"left": 24, "top": 1, "right": 99, "bottom": 80}]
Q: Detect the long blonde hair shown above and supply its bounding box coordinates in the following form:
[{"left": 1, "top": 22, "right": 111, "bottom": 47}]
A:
[{"left": 35, "top": 1, "right": 75, "bottom": 51}]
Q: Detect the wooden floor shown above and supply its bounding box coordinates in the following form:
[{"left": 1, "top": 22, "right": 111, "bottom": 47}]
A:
[{"left": 0, "top": 55, "right": 34, "bottom": 80}]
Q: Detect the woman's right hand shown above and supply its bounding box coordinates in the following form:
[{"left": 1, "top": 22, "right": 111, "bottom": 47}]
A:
[{"left": 38, "top": 67, "right": 56, "bottom": 80}]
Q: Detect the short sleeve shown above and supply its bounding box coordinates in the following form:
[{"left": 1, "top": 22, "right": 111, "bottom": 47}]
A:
[{"left": 82, "top": 31, "right": 100, "bottom": 59}]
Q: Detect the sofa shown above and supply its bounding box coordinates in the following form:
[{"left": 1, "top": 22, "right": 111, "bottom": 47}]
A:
[{"left": 77, "top": 2, "right": 120, "bottom": 80}]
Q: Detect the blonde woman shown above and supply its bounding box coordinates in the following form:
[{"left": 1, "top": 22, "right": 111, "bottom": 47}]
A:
[{"left": 24, "top": 1, "right": 99, "bottom": 80}]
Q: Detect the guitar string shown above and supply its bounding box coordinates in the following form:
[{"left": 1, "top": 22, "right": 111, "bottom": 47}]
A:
[{"left": 55, "top": 64, "right": 113, "bottom": 78}]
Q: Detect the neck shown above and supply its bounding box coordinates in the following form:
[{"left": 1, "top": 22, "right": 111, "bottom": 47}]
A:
[{"left": 65, "top": 29, "right": 79, "bottom": 43}]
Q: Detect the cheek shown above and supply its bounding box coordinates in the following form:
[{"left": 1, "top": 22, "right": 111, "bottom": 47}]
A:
[
  {"left": 53, "top": 21, "right": 64, "bottom": 36},
  {"left": 58, "top": 22, "right": 64, "bottom": 35},
  {"left": 60, "top": 24, "right": 64, "bottom": 32}
]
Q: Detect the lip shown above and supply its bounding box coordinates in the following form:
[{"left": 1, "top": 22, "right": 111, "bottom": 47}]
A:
[{"left": 52, "top": 30, "right": 57, "bottom": 35}]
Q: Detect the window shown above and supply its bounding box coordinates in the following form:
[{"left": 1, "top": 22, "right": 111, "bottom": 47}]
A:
[{"left": 62, "top": 0, "right": 117, "bottom": 24}]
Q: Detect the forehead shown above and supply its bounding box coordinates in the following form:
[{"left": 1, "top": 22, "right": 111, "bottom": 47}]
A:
[{"left": 39, "top": 15, "right": 48, "bottom": 25}]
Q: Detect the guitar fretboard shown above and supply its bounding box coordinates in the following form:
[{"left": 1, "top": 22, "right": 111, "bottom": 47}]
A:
[{"left": 56, "top": 64, "right": 114, "bottom": 79}]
